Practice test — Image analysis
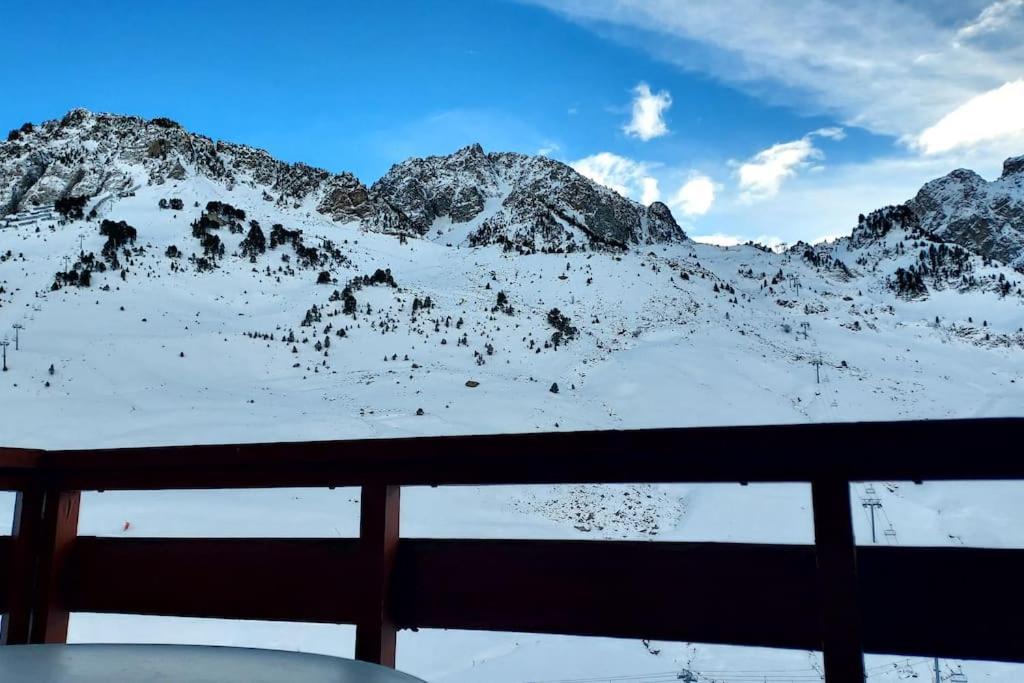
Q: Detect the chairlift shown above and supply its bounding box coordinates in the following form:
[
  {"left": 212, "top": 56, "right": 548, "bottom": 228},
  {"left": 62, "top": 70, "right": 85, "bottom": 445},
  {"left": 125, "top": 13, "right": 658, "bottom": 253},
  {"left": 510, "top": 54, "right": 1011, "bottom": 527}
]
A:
[
  {"left": 949, "top": 670, "right": 968, "bottom": 683},
  {"left": 865, "top": 485, "right": 877, "bottom": 495},
  {"left": 896, "top": 665, "right": 919, "bottom": 678}
]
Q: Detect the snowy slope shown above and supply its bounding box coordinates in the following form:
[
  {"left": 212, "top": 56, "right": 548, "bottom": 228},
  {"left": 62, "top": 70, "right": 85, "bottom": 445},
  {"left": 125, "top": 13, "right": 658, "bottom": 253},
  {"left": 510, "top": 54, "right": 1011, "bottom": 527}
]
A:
[{"left": 1, "top": 111, "right": 1024, "bottom": 682}]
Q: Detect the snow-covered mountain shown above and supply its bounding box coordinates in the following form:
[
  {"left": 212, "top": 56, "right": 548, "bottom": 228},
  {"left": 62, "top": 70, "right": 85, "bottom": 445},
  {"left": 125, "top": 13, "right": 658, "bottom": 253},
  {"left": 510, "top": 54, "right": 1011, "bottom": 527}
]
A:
[
  {"left": 1, "top": 110, "right": 682, "bottom": 252},
  {"left": 1, "top": 110, "right": 1023, "bottom": 682},
  {"left": 907, "top": 155, "right": 1024, "bottom": 271},
  {"left": 371, "top": 142, "right": 682, "bottom": 251}
]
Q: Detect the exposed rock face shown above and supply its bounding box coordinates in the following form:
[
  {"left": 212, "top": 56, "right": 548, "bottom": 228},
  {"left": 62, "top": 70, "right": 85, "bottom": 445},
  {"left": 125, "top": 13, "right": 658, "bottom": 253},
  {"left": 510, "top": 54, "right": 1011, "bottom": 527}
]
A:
[
  {"left": 0, "top": 109, "right": 381, "bottom": 225},
  {"left": 1003, "top": 155, "right": 1024, "bottom": 179},
  {"left": 370, "top": 143, "right": 685, "bottom": 252},
  {"left": 907, "top": 156, "right": 1024, "bottom": 271},
  {"left": 1, "top": 111, "right": 683, "bottom": 252}
]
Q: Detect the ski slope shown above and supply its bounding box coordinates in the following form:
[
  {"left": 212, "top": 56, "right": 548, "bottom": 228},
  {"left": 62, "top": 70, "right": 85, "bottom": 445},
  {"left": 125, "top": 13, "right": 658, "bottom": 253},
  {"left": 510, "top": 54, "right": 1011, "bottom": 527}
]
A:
[{"left": 1, "top": 146, "right": 1023, "bottom": 682}]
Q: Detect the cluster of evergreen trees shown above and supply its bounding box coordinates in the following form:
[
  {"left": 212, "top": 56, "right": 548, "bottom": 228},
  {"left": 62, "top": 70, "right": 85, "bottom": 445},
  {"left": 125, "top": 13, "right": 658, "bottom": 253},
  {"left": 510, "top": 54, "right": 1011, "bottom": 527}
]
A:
[
  {"left": 99, "top": 219, "right": 137, "bottom": 267},
  {"left": 205, "top": 201, "right": 246, "bottom": 221},
  {"left": 892, "top": 266, "right": 927, "bottom": 297},
  {"left": 492, "top": 290, "right": 515, "bottom": 315},
  {"left": 158, "top": 198, "right": 184, "bottom": 210},
  {"left": 547, "top": 308, "right": 577, "bottom": 348},
  {"left": 50, "top": 253, "right": 105, "bottom": 291},
  {"left": 326, "top": 269, "right": 400, "bottom": 319},
  {"left": 240, "top": 221, "right": 267, "bottom": 260},
  {"left": 54, "top": 195, "right": 88, "bottom": 220},
  {"left": 916, "top": 243, "right": 971, "bottom": 279}
]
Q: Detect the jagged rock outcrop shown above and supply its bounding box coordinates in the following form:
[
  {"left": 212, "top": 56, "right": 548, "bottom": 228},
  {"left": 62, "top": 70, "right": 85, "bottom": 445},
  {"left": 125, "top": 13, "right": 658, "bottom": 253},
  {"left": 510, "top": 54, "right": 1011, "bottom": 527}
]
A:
[
  {"left": 906, "top": 155, "right": 1024, "bottom": 271},
  {"left": 370, "top": 143, "right": 685, "bottom": 252},
  {"left": 0, "top": 109, "right": 379, "bottom": 224},
  {"left": 1, "top": 111, "right": 683, "bottom": 252}
]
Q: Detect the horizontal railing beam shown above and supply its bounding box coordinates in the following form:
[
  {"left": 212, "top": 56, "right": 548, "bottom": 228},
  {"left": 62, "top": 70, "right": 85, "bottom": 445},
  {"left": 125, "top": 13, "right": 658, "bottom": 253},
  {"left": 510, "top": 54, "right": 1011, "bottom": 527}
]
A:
[
  {"left": 0, "top": 447, "right": 44, "bottom": 491},
  {"left": 858, "top": 545, "right": 1024, "bottom": 662},
  {"left": 9, "top": 418, "right": 1020, "bottom": 491},
  {"left": 57, "top": 536, "right": 1024, "bottom": 664},
  {"left": 394, "top": 539, "right": 821, "bottom": 650},
  {"left": 66, "top": 538, "right": 367, "bottom": 624}
]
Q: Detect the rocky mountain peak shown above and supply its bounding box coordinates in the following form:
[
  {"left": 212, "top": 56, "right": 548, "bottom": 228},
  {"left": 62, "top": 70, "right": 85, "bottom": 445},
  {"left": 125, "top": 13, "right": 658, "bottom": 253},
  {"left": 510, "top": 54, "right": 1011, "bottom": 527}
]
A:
[
  {"left": 454, "top": 142, "right": 486, "bottom": 158},
  {"left": 2, "top": 111, "right": 683, "bottom": 253},
  {"left": 1002, "top": 155, "right": 1024, "bottom": 180},
  {"left": 906, "top": 154, "right": 1024, "bottom": 271},
  {"left": 370, "top": 146, "right": 684, "bottom": 252}
]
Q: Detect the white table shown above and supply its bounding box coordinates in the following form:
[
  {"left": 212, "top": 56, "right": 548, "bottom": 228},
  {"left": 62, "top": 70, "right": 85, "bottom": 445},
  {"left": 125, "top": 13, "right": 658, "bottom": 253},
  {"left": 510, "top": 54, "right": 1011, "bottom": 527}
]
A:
[{"left": 0, "top": 644, "right": 427, "bottom": 682}]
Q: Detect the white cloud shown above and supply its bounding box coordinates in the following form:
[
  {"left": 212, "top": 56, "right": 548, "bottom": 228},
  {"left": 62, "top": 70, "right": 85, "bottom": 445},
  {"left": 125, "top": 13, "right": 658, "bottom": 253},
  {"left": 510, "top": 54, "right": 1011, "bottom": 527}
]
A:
[
  {"left": 736, "top": 138, "right": 822, "bottom": 203},
  {"left": 571, "top": 152, "right": 661, "bottom": 204},
  {"left": 811, "top": 233, "right": 847, "bottom": 245},
  {"left": 691, "top": 233, "right": 787, "bottom": 251},
  {"left": 670, "top": 173, "right": 716, "bottom": 216},
  {"left": 915, "top": 79, "right": 1024, "bottom": 155},
  {"left": 734, "top": 127, "right": 847, "bottom": 202},
  {"left": 697, "top": 148, "right": 1009, "bottom": 247},
  {"left": 527, "top": 0, "right": 1024, "bottom": 146},
  {"left": 639, "top": 176, "right": 661, "bottom": 205},
  {"left": 956, "top": 0, "right": 1024, "bottom": 43},
  {"left": 623, "top": 82, "right": 672, "bottom": 141},
  {"left": 813, "top": 127, "right": 847, "bottom": 140},
  {"left": 537, "top": 141, "right": 561, "bottom": 156}
]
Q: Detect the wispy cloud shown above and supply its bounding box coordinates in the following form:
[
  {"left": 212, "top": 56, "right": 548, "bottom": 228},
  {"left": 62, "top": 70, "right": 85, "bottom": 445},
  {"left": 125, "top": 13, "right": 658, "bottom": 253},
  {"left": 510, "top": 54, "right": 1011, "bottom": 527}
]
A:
[
  {"left": 537, "top": 141, "right": 561, "bottom": 156},
  {"left": 571, "top": 151, "right": 661, "bottom": 204},
  {"left": 736, "top": 138, "right": 823, "bottom": 203},
  {"left": 813, "top": 127, "right": 847, "bottom": 140},
  {"left": 623, "top": 82, "right": 672, "bottom": 141},
  {"left": 734, "top": 128, "right": 842, "bottom": 203},
  {"left": 691, "top": 233, "right": 787, "bottom": 251},
  {"left": 700, "top": 148, "right": 1010, "bottom": 246},
  {"left": 955, "top": 0, "right": 1024, "bottom": 43},
  {"left": 525, "top": 0, "right": 1024, "bottom": 154}
]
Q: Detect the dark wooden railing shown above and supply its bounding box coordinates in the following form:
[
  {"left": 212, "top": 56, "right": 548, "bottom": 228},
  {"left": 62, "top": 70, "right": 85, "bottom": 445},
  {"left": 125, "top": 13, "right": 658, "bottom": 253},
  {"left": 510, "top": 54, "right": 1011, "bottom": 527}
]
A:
[{"left": 1, "top": 417, "right": 1023, "bottom": 682}]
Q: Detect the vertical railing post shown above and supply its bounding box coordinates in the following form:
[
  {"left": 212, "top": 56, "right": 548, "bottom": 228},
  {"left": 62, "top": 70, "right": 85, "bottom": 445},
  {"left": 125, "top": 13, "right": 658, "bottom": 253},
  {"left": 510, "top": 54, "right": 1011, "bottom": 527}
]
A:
[
  {"left": 1, "top": 487, "right": 81, "bottom": 645},
  {"left": 811, "top": 477, "right": 865, "bottom": 682},
  {"left": 355, "top": 484, "right": 400, "bottom": 667}
]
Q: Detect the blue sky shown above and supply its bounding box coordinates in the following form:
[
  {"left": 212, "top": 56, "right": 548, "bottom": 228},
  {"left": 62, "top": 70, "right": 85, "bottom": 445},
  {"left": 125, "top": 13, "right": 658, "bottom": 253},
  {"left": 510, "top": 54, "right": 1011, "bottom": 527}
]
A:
[{"left": 4, "top": 0, "right": 1023, "bottom": 244}]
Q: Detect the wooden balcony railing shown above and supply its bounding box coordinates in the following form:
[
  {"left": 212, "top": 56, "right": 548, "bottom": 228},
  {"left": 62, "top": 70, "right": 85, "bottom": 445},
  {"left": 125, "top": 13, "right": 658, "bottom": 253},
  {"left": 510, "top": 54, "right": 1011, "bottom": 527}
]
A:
[{"left": 1, "top": 417, "right": 1022, "bottom": 682}]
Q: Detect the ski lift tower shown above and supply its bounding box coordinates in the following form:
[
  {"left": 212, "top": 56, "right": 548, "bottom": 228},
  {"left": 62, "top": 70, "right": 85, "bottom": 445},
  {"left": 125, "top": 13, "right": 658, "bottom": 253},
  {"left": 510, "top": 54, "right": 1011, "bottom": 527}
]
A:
[
  {"left": 811, "top": 355, "right": 824, "bottom": 384},
  {"left": 861, "top": 485, "right": 883, "bottom": 543},
  {"left": 0, "top": 340, "right": 8, "bottom": 371},
  {"left": 12, "top": 323, "right": 23, "bottom": 350}
]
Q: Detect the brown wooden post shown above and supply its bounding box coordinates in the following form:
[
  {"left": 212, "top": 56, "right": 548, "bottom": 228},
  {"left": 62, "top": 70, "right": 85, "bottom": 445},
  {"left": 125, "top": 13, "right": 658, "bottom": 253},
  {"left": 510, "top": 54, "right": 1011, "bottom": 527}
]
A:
[
  {"left": 354, "top": 484, "right": 400, "bottom": 667},
  {"left": 811, "top": 477, "right": 865, "bottom": 682},
  {"left": 1, "top": 488, "right": 81, "bottom": 645},
  {"left": 1, "top": 488, "right": 43, "bottom": 644}
]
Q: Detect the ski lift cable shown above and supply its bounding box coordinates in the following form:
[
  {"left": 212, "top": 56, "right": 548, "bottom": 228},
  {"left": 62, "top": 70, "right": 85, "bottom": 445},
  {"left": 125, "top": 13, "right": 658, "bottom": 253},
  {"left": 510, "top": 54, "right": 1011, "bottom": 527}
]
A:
[
  {"left": 523, "top": 669, "right": 823, "bottom": 683},
  {"left": 523, "top": 656, "right": 932, "bottom": 683}
]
